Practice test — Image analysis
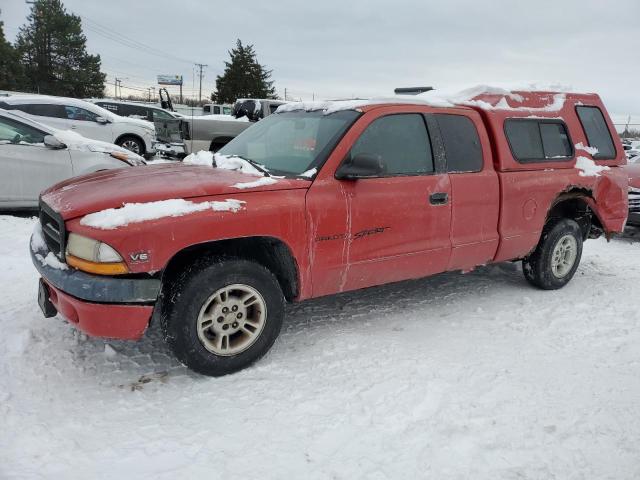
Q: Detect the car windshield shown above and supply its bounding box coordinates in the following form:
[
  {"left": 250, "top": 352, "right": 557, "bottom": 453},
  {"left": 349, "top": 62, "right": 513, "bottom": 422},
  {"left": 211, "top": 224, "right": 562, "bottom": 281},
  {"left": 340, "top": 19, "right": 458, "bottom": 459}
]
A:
[{"left": 218, "top": 110, "right": 360, "bottom": 176}]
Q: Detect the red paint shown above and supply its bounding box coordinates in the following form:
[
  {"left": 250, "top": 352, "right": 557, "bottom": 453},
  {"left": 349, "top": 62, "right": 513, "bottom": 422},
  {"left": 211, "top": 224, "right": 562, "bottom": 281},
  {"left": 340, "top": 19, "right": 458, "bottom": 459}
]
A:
[
  {"left": 39, "top": 91, "right": 629, "bottom": 340},
  {"left": 44, "top": 280, "right": 152, "bottom": 340}
]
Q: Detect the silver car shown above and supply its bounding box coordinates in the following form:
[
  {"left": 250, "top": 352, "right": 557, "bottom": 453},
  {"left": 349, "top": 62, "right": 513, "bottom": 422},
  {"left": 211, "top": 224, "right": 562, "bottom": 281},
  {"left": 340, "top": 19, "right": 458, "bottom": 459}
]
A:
[{"left": 0, "top": 109, "right": 145, "bottom": 209}]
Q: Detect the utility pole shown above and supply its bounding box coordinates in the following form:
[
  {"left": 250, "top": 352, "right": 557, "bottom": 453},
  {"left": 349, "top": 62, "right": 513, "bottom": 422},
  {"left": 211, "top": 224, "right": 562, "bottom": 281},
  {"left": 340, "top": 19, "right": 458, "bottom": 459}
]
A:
[
  {"left": 284, "top": 88, "right": 287, "bottom": 101},
  {"left": 195, "top": 63, "right": 207, "bottom": 102}
]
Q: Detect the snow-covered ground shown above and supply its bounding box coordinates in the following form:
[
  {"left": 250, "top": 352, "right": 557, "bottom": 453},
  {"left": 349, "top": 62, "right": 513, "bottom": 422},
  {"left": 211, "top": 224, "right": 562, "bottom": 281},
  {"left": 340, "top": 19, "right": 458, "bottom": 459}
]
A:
[{"left": 1, "top": 215, "right": 639, "bottom": 479}]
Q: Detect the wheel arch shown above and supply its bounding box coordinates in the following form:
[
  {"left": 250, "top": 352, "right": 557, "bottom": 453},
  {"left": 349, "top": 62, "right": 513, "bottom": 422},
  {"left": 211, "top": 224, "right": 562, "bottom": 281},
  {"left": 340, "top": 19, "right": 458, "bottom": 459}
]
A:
[
  {"left": 545, "top": 188, "right": 605, "bottom": 240},
  {"left": 160, "top": 236, "right": 300, "bottom": 302}
]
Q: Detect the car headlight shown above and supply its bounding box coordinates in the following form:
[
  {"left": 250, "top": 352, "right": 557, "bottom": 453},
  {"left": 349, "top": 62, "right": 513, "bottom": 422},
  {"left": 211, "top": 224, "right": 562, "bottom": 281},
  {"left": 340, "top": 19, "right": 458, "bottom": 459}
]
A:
[
  {"left": 110, "top": 151, "right": 145, "bottom": 166},
  {"left": 66, "top": 233, "right": 129, "bottom": 275}
]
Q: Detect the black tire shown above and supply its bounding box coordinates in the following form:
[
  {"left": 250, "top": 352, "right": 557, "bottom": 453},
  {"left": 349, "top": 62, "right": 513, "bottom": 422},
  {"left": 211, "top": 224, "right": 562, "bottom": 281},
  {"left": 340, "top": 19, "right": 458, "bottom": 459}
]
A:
[
  {"left": 523, "top": 218, "right": 583, "bottom": 290},
  {"left": 161, "top": 258, "right": 284, "bottom": 376},
  {"left": 116, "top": 135, "right": 145, "bottom": 155}
]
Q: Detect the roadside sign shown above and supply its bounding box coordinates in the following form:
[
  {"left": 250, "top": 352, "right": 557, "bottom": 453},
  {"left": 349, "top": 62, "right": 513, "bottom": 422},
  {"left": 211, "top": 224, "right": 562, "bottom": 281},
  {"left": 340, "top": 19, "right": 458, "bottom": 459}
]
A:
[{"left": 157, "top": 75, "right": 183, "bottom": 86}]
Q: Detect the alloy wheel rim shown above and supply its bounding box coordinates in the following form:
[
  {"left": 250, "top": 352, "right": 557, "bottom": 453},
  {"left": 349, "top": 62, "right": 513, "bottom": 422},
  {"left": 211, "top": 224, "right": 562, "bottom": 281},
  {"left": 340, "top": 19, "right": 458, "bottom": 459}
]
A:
[
  {"left": 551, "top": 234, "right": 578, "bottom": 278},
  {"left": 196, "top": 284, "right": 267, "bottom": 356},
  {"left": 121, "top": 140, "right": 140, "bottom": 153}
]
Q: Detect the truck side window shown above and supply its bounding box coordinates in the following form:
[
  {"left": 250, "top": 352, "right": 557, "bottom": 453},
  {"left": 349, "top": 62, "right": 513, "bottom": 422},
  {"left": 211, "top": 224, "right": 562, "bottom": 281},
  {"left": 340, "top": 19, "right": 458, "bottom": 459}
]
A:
[
  {"left": 435, "top": 114, "right": 483, "bottom": 172},
  {"left": 505, "top": 119, "right": 572, "bottom": 162},
  {"left": 351, "top": 114, "right": 433, "bottom": 175},
  {"left": 576, "top": 106, "right": 616, "bottom": 159}
]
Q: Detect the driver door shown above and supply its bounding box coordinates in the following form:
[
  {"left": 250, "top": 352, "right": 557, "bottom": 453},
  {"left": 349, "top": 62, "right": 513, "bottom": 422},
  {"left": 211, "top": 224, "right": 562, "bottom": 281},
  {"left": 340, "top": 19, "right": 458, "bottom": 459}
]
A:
[{"left": 307, "top": 111, "right": 452, "bottom": 296}]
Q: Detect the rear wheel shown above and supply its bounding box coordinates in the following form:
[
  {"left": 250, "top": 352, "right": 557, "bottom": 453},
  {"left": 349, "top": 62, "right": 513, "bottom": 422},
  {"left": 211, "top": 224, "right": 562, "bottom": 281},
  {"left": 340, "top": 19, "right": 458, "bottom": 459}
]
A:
[
  {"left": 117, "top": 136, "right": 145, "bottom": 155},
  {"left": 523, "top": 218, "right": 583, "bottom": 290},
  {"left": 161, "top": 258, "right": 284, "bottom": 376}
]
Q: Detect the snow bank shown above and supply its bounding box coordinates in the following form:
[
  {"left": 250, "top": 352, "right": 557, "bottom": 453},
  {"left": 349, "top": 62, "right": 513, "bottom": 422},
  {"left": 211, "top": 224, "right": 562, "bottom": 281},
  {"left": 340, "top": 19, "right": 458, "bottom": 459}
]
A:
[
  {"left": 277, "top": 84, "right": 570, "bottom": 115},
  {"left": 575, "top": 142, "right": 599, "bottom": 156},
  {"left": 575, "top": 156, "right": 610, "bottom": 177},
  {"left": 232, "top": 177, "right": 278, "bottom": 189},
  {"left": 183, "top": 151, "right": 265, "bottom": 176},
  {"left": 80, "top": 198, "right": 245, "bottom": 230}
]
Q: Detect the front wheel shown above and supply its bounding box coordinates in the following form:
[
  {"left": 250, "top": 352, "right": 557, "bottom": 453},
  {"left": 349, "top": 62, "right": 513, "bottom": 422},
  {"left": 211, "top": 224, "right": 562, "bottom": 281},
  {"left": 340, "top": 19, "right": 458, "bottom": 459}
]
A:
[
  {"left": 161, "top": 258, "right": 284, "bottom": 376},
  {"left": 523, "top": 218, "right": 583, "bottom": 290},
  {"left": 117, "top": 136, "right": 145, "bottom": 155}
]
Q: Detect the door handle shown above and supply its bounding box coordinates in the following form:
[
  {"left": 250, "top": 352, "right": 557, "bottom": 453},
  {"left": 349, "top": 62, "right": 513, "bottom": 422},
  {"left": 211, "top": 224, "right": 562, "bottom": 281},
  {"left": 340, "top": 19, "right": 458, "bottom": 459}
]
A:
[{"left": 429, "top": 192, "right": 448, "bottom": 205}]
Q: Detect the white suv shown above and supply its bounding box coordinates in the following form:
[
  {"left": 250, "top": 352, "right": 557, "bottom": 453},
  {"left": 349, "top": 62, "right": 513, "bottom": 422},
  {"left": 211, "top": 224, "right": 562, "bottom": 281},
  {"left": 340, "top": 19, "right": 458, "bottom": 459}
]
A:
[{"left": 0, "top": 95, "right": 156, "bottom": 157}]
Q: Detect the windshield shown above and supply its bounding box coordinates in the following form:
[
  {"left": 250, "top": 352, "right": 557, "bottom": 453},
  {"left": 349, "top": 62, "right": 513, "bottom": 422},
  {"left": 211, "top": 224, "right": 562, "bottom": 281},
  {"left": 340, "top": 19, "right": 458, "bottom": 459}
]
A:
[{"left": 218, "top": 110, "right": 360, "bottom": 176}]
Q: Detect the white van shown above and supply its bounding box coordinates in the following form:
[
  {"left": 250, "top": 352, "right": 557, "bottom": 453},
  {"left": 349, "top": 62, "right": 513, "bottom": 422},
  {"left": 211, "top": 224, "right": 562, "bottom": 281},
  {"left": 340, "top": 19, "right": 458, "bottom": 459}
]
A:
[{"left": 0, "top": 95, "right": 156, "bottom": 157}]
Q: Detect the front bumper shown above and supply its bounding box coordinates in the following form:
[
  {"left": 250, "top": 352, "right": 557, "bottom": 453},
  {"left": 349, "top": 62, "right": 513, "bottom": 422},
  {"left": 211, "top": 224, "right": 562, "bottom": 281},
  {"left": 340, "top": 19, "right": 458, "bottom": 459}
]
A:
[{"left": 31, "top": 237, "right": 160, "bottom": 339}]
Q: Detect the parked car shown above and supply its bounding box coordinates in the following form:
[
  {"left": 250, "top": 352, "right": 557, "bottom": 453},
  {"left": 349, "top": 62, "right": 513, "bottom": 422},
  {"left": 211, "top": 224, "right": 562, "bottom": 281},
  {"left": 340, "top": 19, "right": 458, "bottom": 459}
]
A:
[
  {"left": 90, "top": 98, "right": 187, "bottom": 157},
  {"left": 89, "top": 99, "right": 182, "bottom": 122},
  {"left": 625, "top": 163, "right": 640, "bottom": 226},
  {"left": 0, "top": 109, "right": 144, "bottom": 209},
  {"left": 0, "top": 95, "right": 156, "bottom": 158},
  {"left": 31, "top": 88, "right": 628, "bottom": 377},
  {"left": 156, "top": 99, "right": 287, "bottom": 155}
]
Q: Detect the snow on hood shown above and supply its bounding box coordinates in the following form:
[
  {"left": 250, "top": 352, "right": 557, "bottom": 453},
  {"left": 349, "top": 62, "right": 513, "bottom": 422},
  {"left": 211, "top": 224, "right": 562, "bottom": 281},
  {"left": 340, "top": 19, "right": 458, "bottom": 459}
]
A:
[
  {"left": 277, "top": 84, "right": 574, "bottom": 115},
  {"left": 80, "top": 198, "right": 245, "bottom": 230},
  {"left": 52, "top": 129, "right": 145, "bottom": 164}
]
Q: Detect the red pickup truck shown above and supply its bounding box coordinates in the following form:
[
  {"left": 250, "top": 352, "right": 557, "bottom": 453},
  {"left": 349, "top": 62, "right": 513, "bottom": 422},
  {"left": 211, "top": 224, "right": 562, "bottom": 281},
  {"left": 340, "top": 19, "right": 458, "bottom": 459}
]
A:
[{"left": 31, "top": 88, "right": 629, "bottom": 376}]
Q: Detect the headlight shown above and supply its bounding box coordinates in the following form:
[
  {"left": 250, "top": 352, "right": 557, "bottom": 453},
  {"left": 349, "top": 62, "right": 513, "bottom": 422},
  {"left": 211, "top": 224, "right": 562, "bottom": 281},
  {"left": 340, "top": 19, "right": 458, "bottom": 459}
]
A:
[
  {"left": 66, "top": 233, "right": 129, "bottom": 275},
  {"left": 110, "top": 151, "right": 145, "bottom": 166}
]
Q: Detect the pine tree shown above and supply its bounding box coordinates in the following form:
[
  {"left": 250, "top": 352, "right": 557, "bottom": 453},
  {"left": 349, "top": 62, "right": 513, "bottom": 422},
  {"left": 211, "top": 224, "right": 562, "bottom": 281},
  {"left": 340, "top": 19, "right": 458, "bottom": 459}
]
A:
[
  {"left": 212, "top": 40, "right": 276, "bottom": 104},
  {"left": 15, "top": 0, "right": 106, "bottom": 97},
  {"left": 0, "top": 14, "right": 25, "bottom": 91}
]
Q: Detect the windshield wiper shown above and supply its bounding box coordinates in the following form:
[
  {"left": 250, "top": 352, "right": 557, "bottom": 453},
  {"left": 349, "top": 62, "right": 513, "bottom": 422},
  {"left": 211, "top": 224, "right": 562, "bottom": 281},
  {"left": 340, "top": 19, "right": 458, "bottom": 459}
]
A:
[{"left": 222, "top": 155, "right": 271, "bottom": 177}]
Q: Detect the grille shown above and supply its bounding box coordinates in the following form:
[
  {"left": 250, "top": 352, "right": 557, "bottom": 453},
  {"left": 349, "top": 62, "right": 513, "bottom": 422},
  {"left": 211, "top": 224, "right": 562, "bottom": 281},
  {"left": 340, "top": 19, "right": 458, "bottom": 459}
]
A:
[
  {"left": 630, "top": 190, "right": 640, "bottom": 214},
  {"left": 39, "top": 200, "right": 66, "bottom": 260}
]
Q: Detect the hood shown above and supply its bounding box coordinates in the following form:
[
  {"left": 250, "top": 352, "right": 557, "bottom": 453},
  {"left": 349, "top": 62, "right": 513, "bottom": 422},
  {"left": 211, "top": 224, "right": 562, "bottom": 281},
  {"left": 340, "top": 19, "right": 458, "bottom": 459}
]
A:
[
  {"left": 114, "top": 115, "right": 155, "bottom": 130},
  {"left": 624, "top": 162, "right": 640, "bottom": 189},
  {"left": 52, "top": 129, "right": 145, "bottom": 165},
  {"left": 41, "top": 163, "right": 311, "bottom": 219}
]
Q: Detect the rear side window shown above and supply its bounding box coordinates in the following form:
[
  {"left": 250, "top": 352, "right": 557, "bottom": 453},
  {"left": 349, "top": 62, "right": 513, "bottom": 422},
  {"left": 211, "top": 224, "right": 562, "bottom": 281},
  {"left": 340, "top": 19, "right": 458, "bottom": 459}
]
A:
[
  {"left": 13, "top": 103, "right": 67, "bottom": 119},
  {"left": 505, "top": 119, "right": 572, "bottom": 163},
  {"left": 576, "top": 106, "right": 616, "bottom": 159},
  {"left": 435, "top": 114, "right": 483, "bottom": 172},
  {"left": 351, "top": 114, "right": 434, "bottom": 175}
]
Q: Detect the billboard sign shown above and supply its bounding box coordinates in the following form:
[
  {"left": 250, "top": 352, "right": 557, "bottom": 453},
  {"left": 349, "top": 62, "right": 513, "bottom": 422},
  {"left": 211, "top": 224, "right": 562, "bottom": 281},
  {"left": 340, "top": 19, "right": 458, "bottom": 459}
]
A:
[{"left": 157, "top": 75, "right": 183, "bottom": 86}]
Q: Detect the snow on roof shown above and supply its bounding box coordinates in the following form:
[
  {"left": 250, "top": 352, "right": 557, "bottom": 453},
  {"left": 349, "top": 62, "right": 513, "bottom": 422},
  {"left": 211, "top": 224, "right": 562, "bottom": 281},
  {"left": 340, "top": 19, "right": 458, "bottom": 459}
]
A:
[{"left": 276, "top": 84, "right": 583, "bottom": 115}]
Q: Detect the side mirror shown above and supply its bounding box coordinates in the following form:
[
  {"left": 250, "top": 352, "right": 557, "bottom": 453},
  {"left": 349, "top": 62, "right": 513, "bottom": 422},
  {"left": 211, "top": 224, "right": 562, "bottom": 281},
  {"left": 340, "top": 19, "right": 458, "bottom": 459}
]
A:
[
  {"left": 335, "top": 153, "right": 384, "bottom": 180},
  {"left": 95, "top": 116, "right": 109, "bottom": 124},
  {"left": 43, "top": 135, "right": 66, "bottom": 149}
]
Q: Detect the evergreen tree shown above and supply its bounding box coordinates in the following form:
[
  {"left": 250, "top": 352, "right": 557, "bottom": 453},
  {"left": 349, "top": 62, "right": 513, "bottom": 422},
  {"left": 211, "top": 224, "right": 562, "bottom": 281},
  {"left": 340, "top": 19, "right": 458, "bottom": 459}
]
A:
[
  {"left": 212, "top": 40, "right": 276, "bottom": 104},
  {"left": 15, "top": 0, "right": 106, "bottom": 97},
  {"left": 0, "top": 13, "right": 25, "bottom": 91}
]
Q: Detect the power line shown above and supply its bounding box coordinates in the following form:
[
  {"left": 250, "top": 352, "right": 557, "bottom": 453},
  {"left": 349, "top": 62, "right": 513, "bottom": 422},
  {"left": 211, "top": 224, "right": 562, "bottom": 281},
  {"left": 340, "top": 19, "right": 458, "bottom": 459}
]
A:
[{"left": 79, "top": 14, "right": 198, "bottom": 66}]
